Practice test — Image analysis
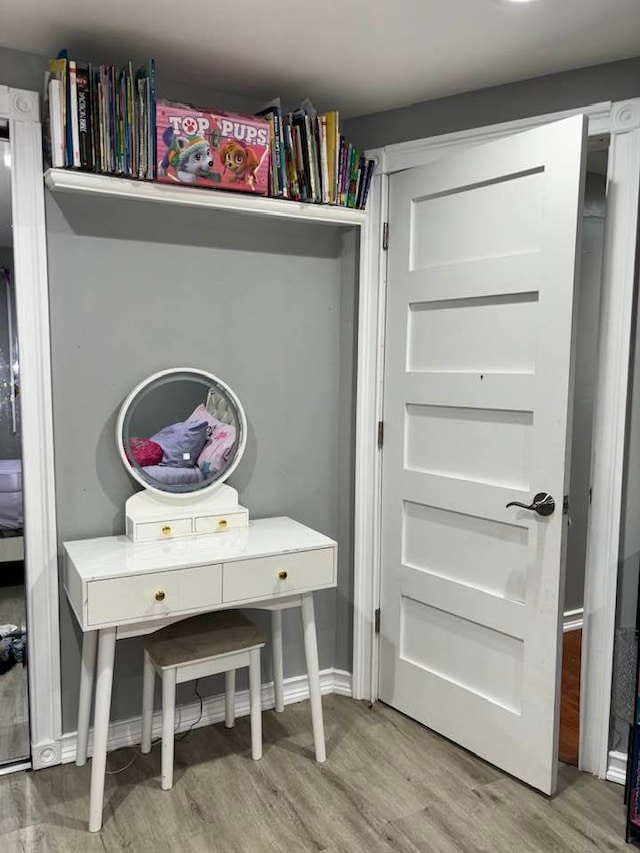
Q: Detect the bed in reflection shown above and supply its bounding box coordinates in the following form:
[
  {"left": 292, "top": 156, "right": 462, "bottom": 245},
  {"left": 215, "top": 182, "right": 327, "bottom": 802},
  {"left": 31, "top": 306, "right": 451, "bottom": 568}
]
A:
[{"left": 0, "top": 458, "right": 22, "bottom": 563}]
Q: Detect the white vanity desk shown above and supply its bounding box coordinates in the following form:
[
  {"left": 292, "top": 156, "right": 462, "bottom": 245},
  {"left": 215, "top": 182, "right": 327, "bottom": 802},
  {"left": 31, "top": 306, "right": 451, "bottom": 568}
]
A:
[{"left": 64, "top": 515, "right": 337, "bottom": 832}]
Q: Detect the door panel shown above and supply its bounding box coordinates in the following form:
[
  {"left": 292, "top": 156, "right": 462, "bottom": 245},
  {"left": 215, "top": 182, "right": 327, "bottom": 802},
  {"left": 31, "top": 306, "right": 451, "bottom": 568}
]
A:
[{"left": 379, "top": 115, "right": 587, "bottom": 795}]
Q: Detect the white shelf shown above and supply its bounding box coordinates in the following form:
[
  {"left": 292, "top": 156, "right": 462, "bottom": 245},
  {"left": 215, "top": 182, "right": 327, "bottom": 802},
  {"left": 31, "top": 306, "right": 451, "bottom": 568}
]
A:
[{"left": 44, "top": 168, "right": 367, "bottom": 228}]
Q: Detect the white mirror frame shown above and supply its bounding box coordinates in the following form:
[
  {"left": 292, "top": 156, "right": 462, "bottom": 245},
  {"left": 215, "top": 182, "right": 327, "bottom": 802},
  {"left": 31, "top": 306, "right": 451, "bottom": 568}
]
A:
[
  {"left": 116, "top": 366, "right": 248, "bottom": 499},
  {"left": 0, "top": 86, "right": 62, "bottom": 770}
]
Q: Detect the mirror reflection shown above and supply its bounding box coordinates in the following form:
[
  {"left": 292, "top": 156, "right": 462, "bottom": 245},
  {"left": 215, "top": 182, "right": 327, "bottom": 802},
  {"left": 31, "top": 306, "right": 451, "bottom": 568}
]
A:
[
  {"left": 120, "top": 370, "right": 244, "bottom": 495},
  {"left": 0, "top": 127, "right": 29, "bottom": 766}
]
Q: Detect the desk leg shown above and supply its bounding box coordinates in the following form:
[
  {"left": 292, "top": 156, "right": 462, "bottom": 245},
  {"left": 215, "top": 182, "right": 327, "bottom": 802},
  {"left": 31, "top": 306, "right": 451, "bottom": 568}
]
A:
[
  {"left": 89, "top": 627, "right": 116, "bottom": 833},
  {"left": 76, "top": 630, "right": 98, "bottom": 767},
  {"left": 271, "top": 610, "right": 284, "bottom": 713},
  {"left": 301, "top": 593, "right": 326, "bottom": 763}
]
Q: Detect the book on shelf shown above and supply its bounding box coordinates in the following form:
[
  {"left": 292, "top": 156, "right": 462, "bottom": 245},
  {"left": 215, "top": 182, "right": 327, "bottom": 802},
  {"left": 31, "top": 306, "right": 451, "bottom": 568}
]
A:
[
  {"left": 44, "top": 59, "right": 374, "bottom": 210},
  {"left": 44, "top": 75, "right": 64, "bottom": 168},
  {"left": 256, "top": 98, "right": 374, "bottom": 210},
  {"left": 257, "top": 98, "right": 287, "bottom": 198},
  {"left": 631, "top": 726, "right": 640, "bottom": 823},
  {"left": 45, "top": 52, "right": 156, "bottom": 180}
]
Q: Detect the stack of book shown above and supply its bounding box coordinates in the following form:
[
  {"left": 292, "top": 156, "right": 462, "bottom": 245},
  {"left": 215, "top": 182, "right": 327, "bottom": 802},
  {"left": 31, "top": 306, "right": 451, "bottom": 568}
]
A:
[
  {"left": 45, "top": 51, "right": 156, "bottom": 179},
  {"left": 257, "top": 98, "right": 374, "bottom": 210}
]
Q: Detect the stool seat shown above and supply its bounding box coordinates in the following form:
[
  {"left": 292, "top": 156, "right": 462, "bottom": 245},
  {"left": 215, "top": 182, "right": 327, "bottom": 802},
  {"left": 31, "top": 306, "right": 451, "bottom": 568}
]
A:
[
  {"left": 145, "top": 611, "right": 267, "bottom": 669},
  {"left": 141, "top": 610, "right": 266, "bottom": 791}
]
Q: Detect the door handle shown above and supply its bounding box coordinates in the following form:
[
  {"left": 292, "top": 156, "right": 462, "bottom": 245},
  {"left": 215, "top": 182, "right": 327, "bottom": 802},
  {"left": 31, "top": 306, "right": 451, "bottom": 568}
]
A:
[{"left": 506, "top": 492, "right": 555, "bottom": 517}]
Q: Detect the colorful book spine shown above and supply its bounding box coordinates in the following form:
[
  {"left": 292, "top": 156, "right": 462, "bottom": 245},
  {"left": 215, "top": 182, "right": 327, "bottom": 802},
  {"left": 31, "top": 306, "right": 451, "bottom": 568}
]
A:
[
  {"left": 283, "top": 116, "right": 300, "bottom": 200},
  {"left": 322, "top": 111, "right": 338, "bottom": 205},
  {"left": 359, "top": 159, "right": 376, "bottom": 210},
  {"left": 632, "top": 726, "right": 640, "bottom": 823},
  {"left": 75, "top": 65, "right": 92, "bottom": 171},
  {"left": 47, "top": 77, "right": 65, "bottom": 168},
  {"left": 68, "top": 60, "right": 81, "bottom": 168},
  {"left": 318, "top": 115, "right": 329, "bottom": 205},
  {"left": 336, "top": 139, "right": 345, "bottom": 205},
  {"left": 292, "top": 110, "right": 311, "bottom": 202},
  {"left": 291, "top": 118, "right": 309, "bottom": 201},
  {"left": 347, "top": 147, "right": 359, "bottom": 208}
]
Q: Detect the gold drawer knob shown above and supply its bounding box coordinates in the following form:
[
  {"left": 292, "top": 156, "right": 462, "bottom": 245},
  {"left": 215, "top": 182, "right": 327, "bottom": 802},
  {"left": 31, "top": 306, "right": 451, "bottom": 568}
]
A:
[
  {"left": 278, "top": 570, "right": 288, "bottom": 581},
  {"left": 155, "top": 590, "right": 166, "bottom": 602},
  {"left": 218, "top": 519, "right": 228, "bottom": 529},
  {"left": 161, "top": 525, "right": 171, "bottom": 536}
]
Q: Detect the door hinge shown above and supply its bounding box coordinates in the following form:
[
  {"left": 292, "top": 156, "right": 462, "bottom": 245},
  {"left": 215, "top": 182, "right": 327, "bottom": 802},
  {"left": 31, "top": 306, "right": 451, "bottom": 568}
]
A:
[
  {"left": 563, "top": 495, "right": 569, "bottom": 515},
  {"left": 374, "top": 608, "right": 381, "bottom": 634},
  {"left": 382, "top": 222, "right": 389, "bottom": 251},
  {"left": 377, "top": 421, "right": 384, "bottom": 450}
]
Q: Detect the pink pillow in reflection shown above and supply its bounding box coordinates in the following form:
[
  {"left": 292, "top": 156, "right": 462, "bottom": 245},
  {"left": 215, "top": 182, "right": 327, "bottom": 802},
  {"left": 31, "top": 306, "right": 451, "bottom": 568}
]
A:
[
  {"left": 187, "top": 404, "right": 237, "bottom": 478},
  {"left": 126, "top": 437, "right": 164, "bottom": 467}
]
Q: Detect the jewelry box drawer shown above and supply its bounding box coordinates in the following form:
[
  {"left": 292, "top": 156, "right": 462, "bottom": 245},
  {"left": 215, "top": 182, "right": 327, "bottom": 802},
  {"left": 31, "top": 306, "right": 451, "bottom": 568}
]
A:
[
  {"left": 194, "top": 509, "right": 248, "bottom": 534},
  {"left": 135, "top": 518, "right": 193, "bottom": 542},
  {"left": 222, "top": 547, "right": 335, "bottom": 603},
  {"left": 86, "top": 563, "right": 222, "bottom": 626}
]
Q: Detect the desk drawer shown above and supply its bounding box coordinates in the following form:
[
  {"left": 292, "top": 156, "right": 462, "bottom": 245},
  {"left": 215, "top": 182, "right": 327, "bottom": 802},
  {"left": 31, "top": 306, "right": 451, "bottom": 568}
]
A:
[
  {"left": 223, "top": 547, "right": 335, "bottom": 603},
  {"left": 87, "top": 563, "right": 222, "bottom": 626}
]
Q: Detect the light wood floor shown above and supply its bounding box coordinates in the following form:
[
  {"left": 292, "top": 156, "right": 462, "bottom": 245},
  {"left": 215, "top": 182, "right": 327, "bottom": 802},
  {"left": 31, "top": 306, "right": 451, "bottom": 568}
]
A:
[
  {"left": 0, "top": 583, "right": 28, "bottom": 764},
  {"left": 559, "top": 628, "right": 581, "bottom": 766},
  {"left": 0, "top": 694, "right": 629, "bottom": 852}
]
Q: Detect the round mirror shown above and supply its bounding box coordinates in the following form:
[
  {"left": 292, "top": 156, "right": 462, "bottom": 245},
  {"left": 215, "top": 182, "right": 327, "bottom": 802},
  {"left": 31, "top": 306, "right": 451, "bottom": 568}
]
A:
[{"left": 116, "top": 368, "right": 247, "bottom": 497}]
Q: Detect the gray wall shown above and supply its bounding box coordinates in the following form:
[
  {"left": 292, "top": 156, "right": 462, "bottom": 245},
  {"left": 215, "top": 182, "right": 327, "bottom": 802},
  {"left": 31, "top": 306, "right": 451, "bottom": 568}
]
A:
[
  {"left": 47, "top": 191, "right": 358, "bottom": 730},
  {"left": 345, "top": 56, "right": 640, "bottom": 150},
  {"left": 564, "top": 173, "right": 606, "bottom": 613}
]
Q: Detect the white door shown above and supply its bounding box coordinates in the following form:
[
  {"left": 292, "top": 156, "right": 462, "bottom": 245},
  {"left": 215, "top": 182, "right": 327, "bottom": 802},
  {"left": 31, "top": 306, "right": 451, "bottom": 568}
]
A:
[{"left": 379, "top": 115, "right": 587, "bottom": 795}]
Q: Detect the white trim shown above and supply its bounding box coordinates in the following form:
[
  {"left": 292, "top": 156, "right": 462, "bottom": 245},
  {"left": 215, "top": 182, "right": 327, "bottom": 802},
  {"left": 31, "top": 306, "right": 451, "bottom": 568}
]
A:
[
  {"left": 0, "top": 760, "right": 31, "bottom": 777},
  {"left": 563, "top": 608, "right": 584, "bottom": 633},
  {"left": 606, "top": 749, "right": 627, "bottom": 786},
  {"left": 383, "top": 102, "right": 613, "bottom": 174},
  {"left": 59, "top": 667, "right": 352, "bottom": 764},
  {"left": 580, "top": 99, "right": 640, "bottom": 779},
  {"left": 353, "top": 156, "right": 387, "bottom": 701},
  {"left": 45, "top": 168, "right": 367, "bottom": 227},
  {"left": 0, "top": 86, "right": 63, "bottom": 770},
  {"left": 351, "top": 98, "right": 640, "bottom": 782}
]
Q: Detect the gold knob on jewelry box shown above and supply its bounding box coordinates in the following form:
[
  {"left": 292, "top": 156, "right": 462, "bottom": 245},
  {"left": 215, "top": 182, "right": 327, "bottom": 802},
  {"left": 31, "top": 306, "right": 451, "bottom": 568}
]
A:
[
  {"left": 218, "top": 519, "right": 228, "bottom": 529},
  {"left": 161, "top": 525, "right": 171, "bottom": 536},
  {"left": 278, "top": 570, "right": 288, "bottom": 580},
  {"left": 155, "top": 591, "right": 166, "bottom": 602}
]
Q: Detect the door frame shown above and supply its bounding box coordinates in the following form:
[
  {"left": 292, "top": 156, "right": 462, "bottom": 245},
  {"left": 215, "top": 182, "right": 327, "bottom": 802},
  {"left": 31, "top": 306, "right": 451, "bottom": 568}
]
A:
[
  {"left": 0, "top": 86, "right": 62, "bottom": 769},
  {"left": 352, "top": 98, "right": 640, "bottom": 781}
]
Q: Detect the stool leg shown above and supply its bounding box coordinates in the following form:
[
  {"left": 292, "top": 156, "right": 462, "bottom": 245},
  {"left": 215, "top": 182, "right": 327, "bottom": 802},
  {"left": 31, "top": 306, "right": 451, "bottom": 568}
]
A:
[
  {"left": 141, "top": 650, "right": 155, "bottom": 754},
  {"left": 301, "top": 592, "right": 326, "bottom": 763},
  {"left": 271, "top": 610, "right": 284, "bottom": 713},
  {"left": 161, "top": 668, "right": 177, "bottom": 791},
  {"left": 225, "top": 670, "right": 235, "bottom": 728},
  {"left": 249, "top": 648, "right": 262, "bottom": 760}
]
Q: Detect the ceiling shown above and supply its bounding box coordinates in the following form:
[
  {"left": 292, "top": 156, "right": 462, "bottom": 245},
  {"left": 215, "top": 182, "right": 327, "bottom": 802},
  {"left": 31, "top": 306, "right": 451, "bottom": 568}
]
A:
[{"left": 0, "top": 0, "right": 639, "bottom": 118}]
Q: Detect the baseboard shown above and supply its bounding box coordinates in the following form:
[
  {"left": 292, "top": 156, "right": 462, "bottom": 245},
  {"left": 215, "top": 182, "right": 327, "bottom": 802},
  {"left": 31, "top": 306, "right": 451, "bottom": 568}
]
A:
[
  {"left": 563, "top": 607, "right": 584, "bottom": 633},
  {"left": 606, "top": 749, "right": 627, "bottom": 785},
  {"left": 60, "top": 667, "right": 352, "bottom": 764}
]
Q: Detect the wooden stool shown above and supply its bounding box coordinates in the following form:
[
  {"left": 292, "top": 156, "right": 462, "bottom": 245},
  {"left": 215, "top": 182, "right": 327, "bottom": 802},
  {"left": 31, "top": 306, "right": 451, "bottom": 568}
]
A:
[{"left": 141, "top": 610, "right": 266, "bottom": 790}]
